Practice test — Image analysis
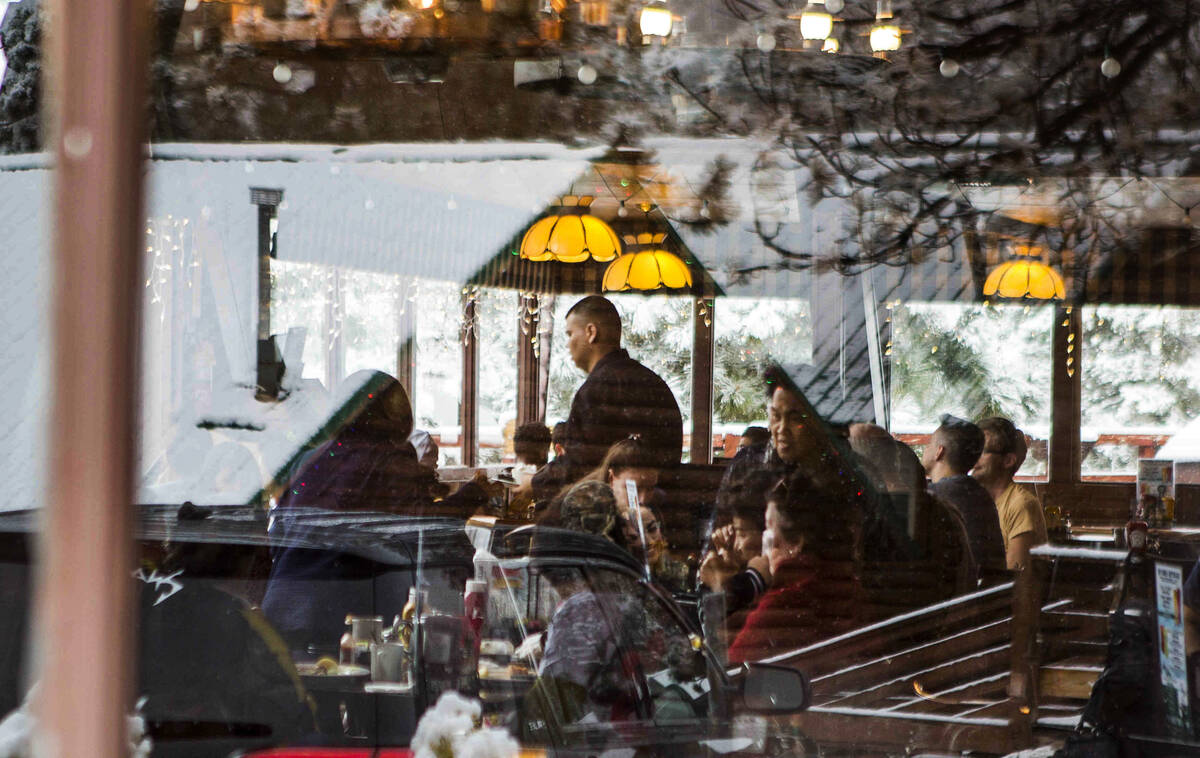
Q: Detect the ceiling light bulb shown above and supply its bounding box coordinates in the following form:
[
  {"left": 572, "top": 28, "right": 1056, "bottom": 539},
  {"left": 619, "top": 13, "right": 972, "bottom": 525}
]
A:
[
  {"left": 799, "top": 6, "right": 833, "bottom": 40},
  {"left": 1100, "top": 57, "right": 1121, "bottom": 78},
  {"left": 756, "top": 33, "right": 777, "bottom": 51},
  {"left": 824, "top": 0, "right": 843, "bottom": 12},
  {"left": 870, "top": 24, "right": 901, "bottom": 52},
  {"left": 639, "top": 4, "right": 673, "bottom": 37},
  {"left": 939, "top": 58, "right": 960, "bottom": 78}
]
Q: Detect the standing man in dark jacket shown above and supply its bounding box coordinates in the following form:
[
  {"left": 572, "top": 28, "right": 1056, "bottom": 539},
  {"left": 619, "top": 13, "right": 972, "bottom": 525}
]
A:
[{"left": 531, "top": 296, "right": 683, "bottom": 503}]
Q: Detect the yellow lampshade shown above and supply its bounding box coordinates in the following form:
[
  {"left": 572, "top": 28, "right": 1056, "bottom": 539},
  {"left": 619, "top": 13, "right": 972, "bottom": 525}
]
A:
[
  {"left": 821, "top": 37, "right": 839, "bottom": 53},
  {"left": 519, "top": 196, "right": 621, "bottom": 263},
  {"left": 603, "top": 233, "right": 693, "bottom": 291},
  {"left": 869, "top": 23, "right": 901, "bottom": 52},
  {"left": 982, "top": 260, "right": 1066, "bottom": 300}
]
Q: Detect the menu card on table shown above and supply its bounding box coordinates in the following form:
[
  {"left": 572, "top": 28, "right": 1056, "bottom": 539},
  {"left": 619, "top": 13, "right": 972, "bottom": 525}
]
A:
[{"left": 1138, "top": 459, "right": 1176, "bottom": 525}]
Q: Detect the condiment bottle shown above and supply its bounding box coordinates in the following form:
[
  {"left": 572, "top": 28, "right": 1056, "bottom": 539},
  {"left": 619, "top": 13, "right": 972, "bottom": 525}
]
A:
[
  {"left": 1127, "top": 500, "right": 1149, "bottom": 554},
  {"left": 464, "top": 579, "right": 487, "bottom": 654},
  {"left": 339, "top": 629, "right": 355, "bottom": 667},
  {"left": 400, "top": 587, "right": 427, "bottom": 650}
]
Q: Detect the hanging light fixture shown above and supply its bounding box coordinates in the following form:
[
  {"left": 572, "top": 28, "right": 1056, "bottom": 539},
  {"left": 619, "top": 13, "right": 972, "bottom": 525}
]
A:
[
  {"left": 639, "top": 1, "right": 673, "bottom": 37},
  {"left": 821, "top": 36, "right": 839, "bottom": 53},
  {"left": 519, "top": 196, "right": 621, "bottom": 263},
  {"left": 869, "top": 0, "right": 901, "bottom": 56},
  {"left": 798, "top": 1, "right": 833, "bottom": 42},
  {"left": 982, "top": 242, "right": 1065, "bottom": 300},
  {"left": 603, "top": 232, "right": 694, "bottom": 291}
]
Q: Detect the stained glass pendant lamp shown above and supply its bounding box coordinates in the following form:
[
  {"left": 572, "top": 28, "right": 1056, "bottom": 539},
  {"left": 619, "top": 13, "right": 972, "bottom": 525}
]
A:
[
  {"left": 519, "top": 195, "right": 621, "bottom": 263},
  {"left": 603, "top": 232, "right": 694, "bottom": 291},
  {"left": 982, "top": 244, "right": 1065, "bottom": 300}
]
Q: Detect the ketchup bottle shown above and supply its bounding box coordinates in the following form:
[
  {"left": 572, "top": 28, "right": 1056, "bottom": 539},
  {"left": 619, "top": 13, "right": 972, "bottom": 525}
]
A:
[{"left": 464, "top": 579, "right": 487, "bottom": 655}]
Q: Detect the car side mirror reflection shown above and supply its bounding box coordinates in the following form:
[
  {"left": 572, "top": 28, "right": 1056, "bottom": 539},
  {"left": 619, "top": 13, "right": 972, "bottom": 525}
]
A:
[{"left": 741, "top": 663, "right": 811, "bottom": 713}]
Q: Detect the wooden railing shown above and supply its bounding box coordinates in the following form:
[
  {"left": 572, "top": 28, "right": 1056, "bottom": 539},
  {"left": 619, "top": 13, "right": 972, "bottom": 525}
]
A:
[{"left": 742, "top": 545, "right": 1126, "bottom": 755}]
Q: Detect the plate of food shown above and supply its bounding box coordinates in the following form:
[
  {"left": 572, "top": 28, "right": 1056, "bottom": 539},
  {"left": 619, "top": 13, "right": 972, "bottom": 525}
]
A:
[{"left": 296, "top": 658, "right": 370, "bottom": 689}]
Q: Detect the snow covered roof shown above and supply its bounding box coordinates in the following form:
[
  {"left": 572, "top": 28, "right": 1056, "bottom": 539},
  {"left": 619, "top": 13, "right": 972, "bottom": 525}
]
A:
[
  {"left": 0, "top": 166, "right": 49, "bottom": 513},
  {"left": 1154, "top": 416, "right": 1200, "bottom": 461},
  {"left": 148, "top": 138, "right": 822, "bottom": 298}
]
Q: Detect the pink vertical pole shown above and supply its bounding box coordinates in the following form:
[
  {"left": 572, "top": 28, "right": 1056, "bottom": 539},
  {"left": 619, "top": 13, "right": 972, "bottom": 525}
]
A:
[{"left": 37, "top": 0, "right": 149, "bottom": 756}]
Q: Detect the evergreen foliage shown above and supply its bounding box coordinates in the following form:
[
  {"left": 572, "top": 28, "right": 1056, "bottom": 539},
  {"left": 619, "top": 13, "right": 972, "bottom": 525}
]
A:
[{"left": 0, "top": 1, "right": 41, "bottom": 153}]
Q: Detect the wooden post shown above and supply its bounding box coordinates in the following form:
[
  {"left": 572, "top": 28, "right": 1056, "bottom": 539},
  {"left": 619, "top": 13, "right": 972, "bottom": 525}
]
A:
[
  {"left": 516, "top": 293, "right": 541, "bottom": 425},
  {"left": 251, "top": 188, "right": 283, "bottom": 398},
  {"left": 1049, "top": 305, "right": 1082, "bottom": 485},
  {"left": 396, "top": 280, "right": 416, "bottom": 399},
  {"left": 691, "top": 297, "right": 715, "bottom": 464},
  {"left": 40, "top": 0, "right": 148, "bottom": 756},
  {"left": 1006, "top": 562, "right": 1043, "bottom": 750},
  {"left": 462, "top": 289, "right": 479, "bottom": 467}
]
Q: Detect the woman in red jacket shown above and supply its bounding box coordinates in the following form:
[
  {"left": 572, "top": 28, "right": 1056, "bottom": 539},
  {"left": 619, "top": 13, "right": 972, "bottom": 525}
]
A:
[{"left": 727, "top": 470, "right": 861, "bottom": 664}]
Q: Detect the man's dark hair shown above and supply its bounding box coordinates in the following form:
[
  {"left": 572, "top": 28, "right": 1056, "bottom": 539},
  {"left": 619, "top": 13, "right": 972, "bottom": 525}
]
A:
[
  {"left": 936, "top": 415, "right": 986, "bottom": 474},
  {"left": 565, "top": 296, "right": 622, "bottom": 342},
  {"left": 732, "top": 501, "right": 766, "bottom": 532},
  {"left": 766, "top": 470, "right": 824, "bottom": 547},
  {"left": 713, "top": 468, "right": 778, "bottom": 529},
  {"left": 762, "top": 362, "right": 801, "bottom": 400},
  {"left": 514, "top": 423, "right": 552, "bottom": 466},
  {"left": 739, "top": 426, "right": 770, "bottom": 448}
]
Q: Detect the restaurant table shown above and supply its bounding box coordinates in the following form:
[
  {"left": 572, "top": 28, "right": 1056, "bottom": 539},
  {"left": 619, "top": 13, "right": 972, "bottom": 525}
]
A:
[{"left": 297, "top": 664, "right": 420, "bottom": 744}]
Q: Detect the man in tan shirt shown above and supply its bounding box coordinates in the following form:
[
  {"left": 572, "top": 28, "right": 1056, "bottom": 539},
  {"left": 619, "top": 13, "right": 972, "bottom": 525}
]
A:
[{"left": 972, "top": 417, "right": 1048, "bottom": 571}]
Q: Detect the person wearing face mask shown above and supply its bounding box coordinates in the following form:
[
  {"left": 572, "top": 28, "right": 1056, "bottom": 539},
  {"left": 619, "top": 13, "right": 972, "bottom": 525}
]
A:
[{"left": 726, "top": 470, "right": 861, "bottom": 664}]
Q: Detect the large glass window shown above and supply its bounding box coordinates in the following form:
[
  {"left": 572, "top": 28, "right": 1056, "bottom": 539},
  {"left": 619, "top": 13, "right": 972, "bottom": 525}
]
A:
[
  {"left": 19, "top": 0, "right": 1200, "bottom": 753},
  {"left": 890, "top": 302, "right": 1052, "bottom": 479},
  {"left": 712, "top": 297, "right": 811, "bottom": 456},
  {"left": 415, "top": 280, "right": 465, "bottom": 466},
  {"left": 476, "top": 288, "right": 519, "bottom": 464},
  {"left": 1082, "top": 305, "right": 1200, "bottom": 481}
]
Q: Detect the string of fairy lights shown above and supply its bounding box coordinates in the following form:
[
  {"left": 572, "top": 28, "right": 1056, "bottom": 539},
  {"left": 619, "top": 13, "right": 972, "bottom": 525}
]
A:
[{"left": 144, "top": 216, "right": 199, "bottom": 322}]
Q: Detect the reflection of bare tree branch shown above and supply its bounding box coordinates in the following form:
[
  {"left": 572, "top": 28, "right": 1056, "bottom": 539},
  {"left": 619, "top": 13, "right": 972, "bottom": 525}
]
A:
[
  {"left": 665, "top": 68, "right": 728, "bottom": 127},
  {"left": 657, "top": 1, "right": 1200, "bottom": 272}
]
